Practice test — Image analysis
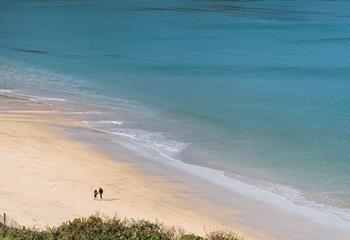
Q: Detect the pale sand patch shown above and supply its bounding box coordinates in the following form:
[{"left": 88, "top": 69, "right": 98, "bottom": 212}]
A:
[
  {"left": 1, "top": 91, "right": 349, "bottom": 240},
  {"left": 0, "top": 112, "right": 264, "bottom": 238},
  {"left": 0, "top": 93, "right": 276, "bottom": 239}
]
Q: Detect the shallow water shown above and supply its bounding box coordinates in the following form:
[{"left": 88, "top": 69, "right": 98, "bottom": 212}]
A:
[{"left": 1, "top": 0, "right": 350, "bottom": 227}]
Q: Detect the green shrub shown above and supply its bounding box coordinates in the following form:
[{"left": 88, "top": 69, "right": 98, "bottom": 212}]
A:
[
  {"left": 180, "top": 233, "right": 203, "bottom": 240},
  {"left": 0, "top": 215, "right": 244, "bottom": 240},
  {"left": 0, "top": 237, "right": 13, "bottom": 240},
  {"left": 206, "top": 231, "right": 243, "bottom": 240}
]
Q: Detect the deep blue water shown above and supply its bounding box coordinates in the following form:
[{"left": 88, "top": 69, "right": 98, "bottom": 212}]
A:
[{"left": 1, "top": 0, "right": 350, "bottom": 223}]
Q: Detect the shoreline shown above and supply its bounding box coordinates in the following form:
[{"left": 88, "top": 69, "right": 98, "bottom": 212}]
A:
[
  {"left": 1, "top": 93, "right": 350, "bottom": 239},
  {"left": 0, "top": 94, "right": 260, "bottom": 238},
  {"left": 1, "top": 62, "right": 349, "bottom": 228}
]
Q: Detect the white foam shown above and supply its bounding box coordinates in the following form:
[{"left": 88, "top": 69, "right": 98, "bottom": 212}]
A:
[
  {"left": 91, "top": 120, "right": 123, "bottom": 125},
  {"left": 0, "top": 63, "right": 82, "bottom": 103},
  {"left": 0, "top": 89, "right": 20, "bottom": 97},
  {"left": 66, "top": 111, "right": 104, "bottom": 115},
  {"left": 20, "top": 93, "right": 66, "bottom": 102},
  {"left": 83, "top": 122, "right": 188, "bottom": 158},
  {"left": 2, "top": 63, "right": 350, "bottom": 232},
  {"left": 152, "top": 154, "right": 350, "bottom": 231},
  {"left": 0, "top": 89, "right": 65, "bottom": 102},
  {"left": 0, "top": 89, "right": 17, "bottom": 94},
  {"left": 82, "top": 123, "right": 350, "bottom": 231},
  {"left": 109, "top": 128, "right": 188, "bottom": 157}
]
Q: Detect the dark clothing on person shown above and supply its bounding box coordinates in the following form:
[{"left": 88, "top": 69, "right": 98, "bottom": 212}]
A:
[
  {"left": 98, "top": 187, "right": 104, "bottom": 200},
  {"left": 94, "top": 189, "right": 98, "bottom": 200}
]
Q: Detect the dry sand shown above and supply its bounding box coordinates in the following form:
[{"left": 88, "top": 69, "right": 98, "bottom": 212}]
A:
[
  {"left": 0, "top": 114, "right": 209, "bottom": 230},
  {"left": 5, "top": 94, "right": 348, "bottom": 240},
  {"left": 1, "top": 95, "right": 350, "bottom": 240},
  {"left": 0, "top": 95, "right": 265, "bottom": 238}
]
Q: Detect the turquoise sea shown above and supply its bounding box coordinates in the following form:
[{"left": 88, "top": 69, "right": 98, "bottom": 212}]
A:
[{"left": 1, "top": 0, "right": 350, "bottom": 227}]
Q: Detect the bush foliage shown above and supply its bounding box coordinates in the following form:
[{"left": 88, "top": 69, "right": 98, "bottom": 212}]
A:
[{"left": 0, "top": 215, "right": 243, "bottom": 240}]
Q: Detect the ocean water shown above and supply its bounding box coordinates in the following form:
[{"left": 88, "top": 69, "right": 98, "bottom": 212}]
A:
[{"left": 1, "top": 0, "right": 350, "bottom": 226}]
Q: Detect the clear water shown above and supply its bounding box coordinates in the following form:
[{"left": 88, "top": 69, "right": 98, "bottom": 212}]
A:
[{"left": 1, "top": 0, "right": 350, "bottom": 224}]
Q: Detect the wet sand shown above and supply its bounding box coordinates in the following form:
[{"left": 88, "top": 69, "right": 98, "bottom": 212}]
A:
[
  {"left": 0, "top": 94, "right": 260, "bottom": 238},
  {"left": 2, "top": 94, "right": 349, "bottom": 240}
]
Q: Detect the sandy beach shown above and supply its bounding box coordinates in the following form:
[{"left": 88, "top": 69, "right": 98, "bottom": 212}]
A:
[
  {"left": 0, "top": 94, "right": 263, "bottom": 238},
  {"left": 2, "top": 93, "right": 350, "bottom": 240},
  {"left": 2, "top": 1, "right": 350, "bottom": 239}
]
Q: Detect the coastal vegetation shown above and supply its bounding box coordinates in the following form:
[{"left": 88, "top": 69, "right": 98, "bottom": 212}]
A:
[{"left": 0, "top": 215, "right": 243, "bottom": 240}]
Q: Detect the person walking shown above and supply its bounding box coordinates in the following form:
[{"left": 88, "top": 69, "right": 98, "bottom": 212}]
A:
[
  {"left": 93, "top": 189, "right": 98, "bottom": 200},
  {"left": 98, "top": 187, "right": 104, "bottom": 200}
]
